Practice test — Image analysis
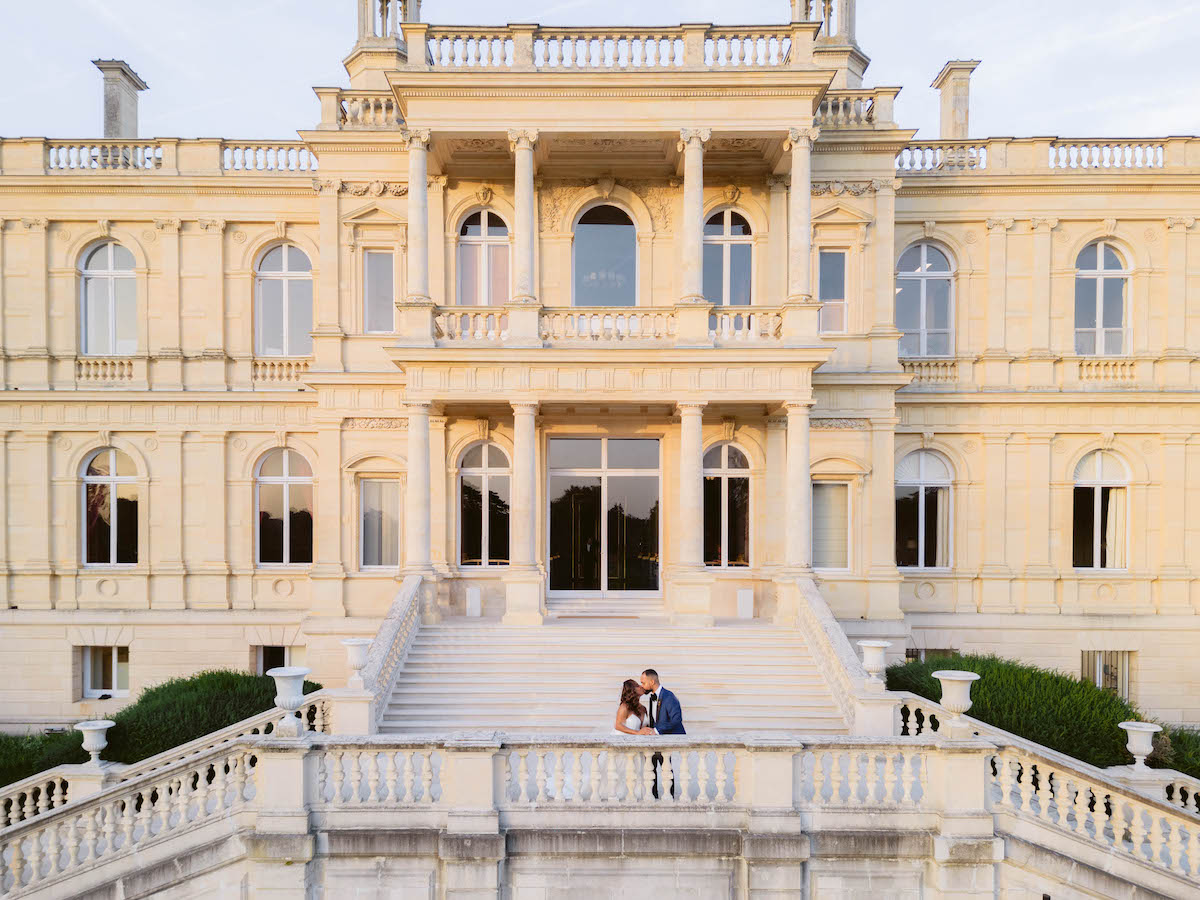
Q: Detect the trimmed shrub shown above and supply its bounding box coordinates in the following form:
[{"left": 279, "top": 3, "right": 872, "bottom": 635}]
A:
[
  {"left": 0, "top": 670, "right": 321, "bottom": 787},
  {"left": 887, "top": 653, "right": 1200, "bottom": 779}
]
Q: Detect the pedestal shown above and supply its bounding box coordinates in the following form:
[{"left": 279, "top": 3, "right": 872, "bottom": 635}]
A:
[{"left": 502, "top": 569, "right": 544, "bottom": 625}]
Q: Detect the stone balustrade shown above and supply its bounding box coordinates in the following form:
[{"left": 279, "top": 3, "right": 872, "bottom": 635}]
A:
[
  {"left": 896, "top": 141, "right": 989, "bottom": 173},
  {"left": 435, "top": 308, "right": 510, "bottom": 343},
  {"left": 1, "top": 777, "right": 69, "bottom": 830},
  {"left": 251, "top": 358, "right": 311, "bottom": 386},
  {"left": 45, "top": 141, "right": 163, "bottom": 172},
  {"left": 75, "top": 358, "right": 136, "bottom": 386},
  {"left": 898, "top": 136, "right": 1200, "bottom": 174},
  {"left": 539, "top": 308, "right": 678, "bottom": 343},
  {"left": 709, "top": 309, "right": 783, "bottom": 344},
  {"left": 337, "top": 92, "right": 403, "bottom": 130},
  {"left": 901, "top": 358, "right": 959, "bottom": 387},
  {"left": 1077, "top": 357, "right": 1137, "bottom": 387},
  {"left": 360, "top": 576, "right": 425, "bottom": 730},
  {"left": 220, "top": 142, "right": 317, "bottom": 173},
  {"left": 815, "top": 88, "right": 899, "bottom": 130},
  {"left": 1049, "top": 140, "right": 1165, "bottom": 170}
]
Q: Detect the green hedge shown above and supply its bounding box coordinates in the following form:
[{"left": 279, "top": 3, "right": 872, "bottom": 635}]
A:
[
  {"left": 887, "top": 653, "right": 1200, "bottom": 779},
  {"left": 0, "top": 670, "right": 321, "bottom": 787}
]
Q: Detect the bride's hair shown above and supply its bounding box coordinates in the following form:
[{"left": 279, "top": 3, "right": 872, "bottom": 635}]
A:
[{"left": 619, "top": 679, "right": 644, "bottom": 720}]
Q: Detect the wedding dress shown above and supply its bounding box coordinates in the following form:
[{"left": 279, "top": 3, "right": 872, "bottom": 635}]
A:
[{"left": 612, "top": 711, "right": 644, "bottom": 735}]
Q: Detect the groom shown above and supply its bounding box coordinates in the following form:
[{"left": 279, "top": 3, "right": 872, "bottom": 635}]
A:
[{"left": 640, "top": 669, "right": 684, "bottom": 800}]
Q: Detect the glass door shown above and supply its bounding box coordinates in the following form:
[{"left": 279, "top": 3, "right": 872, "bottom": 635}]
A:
[{"left": 547, "top": 437, "right": 660, "bottom": 596}]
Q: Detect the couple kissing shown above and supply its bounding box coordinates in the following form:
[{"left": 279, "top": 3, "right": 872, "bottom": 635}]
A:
[{"left": 612, "top": 668, "right": 685, "bottom": 736}]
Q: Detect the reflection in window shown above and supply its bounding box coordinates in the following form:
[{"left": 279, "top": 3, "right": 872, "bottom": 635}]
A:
[
  {"left": 459, "top": 442, "right": 510, "bottom": 567},
  {"left": 703, "top": 443, "right": 750, "bottom": 568},
  {"left": 80, "top": 242, "right": 137, "bottom": 356},
  {"left": 82, "top": 448, "right": 138, "bottom": 565},
  {"left": 819, "top": 250, "right": 847, "bottom": 333},
  {"left": 1075, "top": 241, "right": 1128, "bottom": 356},
  {"left": 702, "top": 210, "right": 752, "bottom": 306},
  {"left": 256, "top": 245, "right": 313, "bottom": 356},
  {"left": 813, "top": 482, "right": 849, "bottom": 569},
  {"left": 83, "top": 645, "right": 129, "bottom": 698},
  {"left": 457, "top": 211, "right": 510, "bottom": 306},
  {"left": 256, "top": 449, "right": 313, "bottom": 565},
  {"left": 573, "top": 206, "right": 636, "bottom": 307},
  {"left": 1073, "top": 450, "right": 1127, "bottom": 569},
  {"left": 895, "top": 450, "right": 951, "bottom": 568},
  {"left": 363, "top": 250, "right": 395, "bottom": 333},
  {"left": 361, "top": 479, "right": 400, "bottom": 567},
  {"left": 896, "top": 243, "right": 954, "bottom": 358}
]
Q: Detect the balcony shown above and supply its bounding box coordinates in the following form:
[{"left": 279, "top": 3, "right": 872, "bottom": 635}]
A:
[
  {"left": 896, "top": 137, "right": 1200, "bottom": 175},
  {"left": 0, "top": 139, "right": 317, "bottom": 176}
]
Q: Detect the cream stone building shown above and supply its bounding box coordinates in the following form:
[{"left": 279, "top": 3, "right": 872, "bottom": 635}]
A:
[{"left": 0, "top": 0, "right": 1198, "bottom": 737}]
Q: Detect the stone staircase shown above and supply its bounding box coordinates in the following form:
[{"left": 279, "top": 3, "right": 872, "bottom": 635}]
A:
[{"left": 379, "top": 619, "right": 850, "bottom": 735}]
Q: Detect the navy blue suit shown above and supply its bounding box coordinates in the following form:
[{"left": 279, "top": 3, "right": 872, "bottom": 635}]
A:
[{"left": 651, "top": 687, "right": 686, "bottom": 735}]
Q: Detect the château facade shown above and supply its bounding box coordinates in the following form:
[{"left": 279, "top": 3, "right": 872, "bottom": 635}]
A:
[{"left": 1, "top": 0, "right": 1199, "bottom": 735}]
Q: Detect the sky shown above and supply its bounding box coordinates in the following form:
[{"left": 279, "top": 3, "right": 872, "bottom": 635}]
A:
[{"left": 1, "top": 0, "right": 1198, "bottom": 141}]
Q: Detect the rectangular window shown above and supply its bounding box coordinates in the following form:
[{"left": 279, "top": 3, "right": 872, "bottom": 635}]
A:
[
  {"left": 363, "top": 251, "right": 395, "bottom": 333},
  {"left": 905, "top": 648, "right": 957, "bottom": 663},
  {"left": 82, "top": 645, "right": 129, "bottom": 698},
  {"left": 287, "top": 280, "right": 314, "bottom": 356},
  {"left": 818, "top": 250, "right": 847, "bottom": 334},
  {"left": 360, "top": 479, "right": 400, "bottom": 568},
  {"left": 256, "top": 645, "right": 289, "bottom": 675},
  {"left": 1081, "top": 650, "right": 1131, "bottom": 699},
  {"left": 812, "top": 483, "right": 849, "bottom": 570},
  {"left": 1073, "top": 485, "right": 1127, "bottom": 569}
]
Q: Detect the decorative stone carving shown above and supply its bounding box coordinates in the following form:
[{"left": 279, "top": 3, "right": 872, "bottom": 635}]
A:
[
  {"left": 343, "top": 418, "right": 408, "bottom": 429},
  {"left": 506, "top": 128, "right": 539, "bottom": 152},
  {"left": 623, "top": 180, "right": 674, "bottom": 231},
  {"left": 312, "top": 177, "right": 344, "bottom": 195},
  {"left": 722, "top": 185, "right": 741, "bottom": 204},
  {"left": 475, "top": 186, "right": 494, "bottom": 205},
  {"left": 232, "top": 437, "right": 248, "bottom": 451},
  {"left": 811, "top": 180, "right": 874, "bottom": 196},
  {"left": 56, "top": 228, "right": 72, "bottom": 242},
  {"left": 141, "top": 229, "right": 156, "bottom": 243},
  {"left": 342, "top": 180, "right": 408, "bottom": 197},
  {"left": 198, "top": 218, "right": 226, "bottom": 234},
  {"left": 1167, "top": 216, "right": 1196, "bottom": 232},
  {"left": 677, "top": 127, "right": 712, "bottom": 152},
  {"left": 154, "top": 218, "right": 181, "bottom": 234},
  {"left": 144, "top": 437, "right": 159, "bottom": 451},
  {"left": 784, "top": 126, "right": 820, "bottom": 150},
  {"left": 21, "top": 217, "right": 48, "bottom": 232},
  {"left": 233, "top": 231, "right": 248, "bottom": 244},
  {"left": 965, "top": 231, "right": 978, "bottom": 244},
  {"left": 596, "top": 175, "right": 616, "bottom": 200},
  {"left": 986, "top": 217, "right": 1015, "bottom": 233},
  {"left": 923, "top": 220, "right": 937, "bottom": 237},
  {"left": 1031, "top": 217, "right": 1059, "bottom": 232},
  {"left": 1102, "top": 217, "right": 1118, "bottom": 236},
  {"left": 766, "top": 175, "right": 789, "bottom": 192},
  {"left": 97, "top": 219, "right": 111, "bottom": 238},
  {"left": 538, "top": 179, "right": 590, "bottom": 232},
  {"left": 810, "top": 418, "right": 869, "bottom": 430}
]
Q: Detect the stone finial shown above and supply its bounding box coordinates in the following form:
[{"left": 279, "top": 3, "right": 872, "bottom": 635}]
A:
[
  {"left": 932, "top": 60, "right": 980, "bottom": 141},
  {"left": 92, "top": 60, "right": 148, "bottom": 140}
]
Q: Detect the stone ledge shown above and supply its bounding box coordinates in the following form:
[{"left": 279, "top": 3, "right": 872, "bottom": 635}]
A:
[
  {"left": 320, "top": 828, "right": 440, "bottom": 858},
  {"left": 808, "top": 830, "right": 934, "bottom": 860},
  {"left": 1003, "top": 834, "right": 1178, "bottom": 900},
  {"left": 505, "top": 828, "right": 745, "bottom": 858}
]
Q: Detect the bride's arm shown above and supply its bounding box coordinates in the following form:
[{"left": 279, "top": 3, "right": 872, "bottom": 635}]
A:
[{"left": 613, "top": 704, "right": 640, "bottom": 734}]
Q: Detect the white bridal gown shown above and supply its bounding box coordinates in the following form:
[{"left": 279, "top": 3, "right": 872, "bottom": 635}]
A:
[{"left": 612, "top": 712, "right": 643, "bottom": 735}]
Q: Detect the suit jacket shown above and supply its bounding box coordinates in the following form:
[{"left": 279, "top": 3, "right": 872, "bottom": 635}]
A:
[{"left": 652, "top": 687, "right": 686, "bottom": 735}]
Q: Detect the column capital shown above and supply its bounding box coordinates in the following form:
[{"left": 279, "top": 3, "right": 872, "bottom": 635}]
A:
[
  {"left": 1167, "top": 216, "right": 1196, "bottom": 233},
  {"left": 783, "top": 399, "right": 814, "bottom": 413},
  {"left": 154, "top": 218, "right": 182, "bottom": 234},
  {"left": 784, "top": 126, "right": 820, "bottom": 150},
  {"left": 1030, "top": 217, "right": 1060, "bottom": 233},
  {"left": 405, "top": 400, "right": 433, "bottom": 414},
  {"left": 986, "top": 217, "right": 1015, "bottom": 234},
  {"left": 677, "top": 127, "right": 712, "bottom": 151},
  {"left": 675, "top": 400, "right": 708, "bottom": 416},
  {"left": 402, "top": 128, "right": 431, "bottom": 149},
  {"left": 21, "top": 217, "right": 48, "bottom": 232},
  {"left": 511, "top": 400, "right": 539, "bottom": 415},
  {"left": 197, "top": 218, "right": 227, "bottom": 234},
  {"left": 506, "top": 128, "right": 539, "bottom": 152},
  {"left": 766, "top": 174, "right": 790, "bottom": 192}
]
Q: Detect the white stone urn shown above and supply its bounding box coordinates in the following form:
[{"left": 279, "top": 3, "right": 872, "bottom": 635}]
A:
[
  {"left": 932, "top": 670, "right": 981, "bottom": 724},
  {"left": 75, "top": 719, "right": 116, "bottom": 765},
  {"left": 1119, "top": 721, "right": 1162, "bottom": 771},
  {"left": 857, "top": 641, "right": 892, "bottom": 683},
  {"left": 267, "top": 666, "right": 311, "bottom": 738},
  {"left": 341, "top": 638, "right": 372, "bottom": 690}
]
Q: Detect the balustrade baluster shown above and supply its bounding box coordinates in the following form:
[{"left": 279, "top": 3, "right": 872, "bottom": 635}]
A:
[
  {"left": 332, "top": 750, "right": 347, "bottom": 804},
  {"left": 382, "top": 752, "right": 398, "bottom": 803},
  {"left": 367, "top": 751, "right": 382, "bottom": 803},
  {"left": 27, "top": 824, "right": 44, "bottom": 884},
  {"left": 589, "top": 750, "right": 603, "bottom": 803},
  {"left": 569, "top": 751, "right": 583, "bottom": 804},
  {"left": 661, "top": 752, "right": 676, "bottom": 803},
  {"left": 552, "top": 751, "right": 566, "bottom": 802},
  {"left": 1128, "top": 802, "right": 1146, "bottom": 857},
  {"left": 716, "top": 752, "right": 729, "bottom": 803},
  {"left": 606, "top": 750, "right": 621, "bottom": 804},
  {"left": 8, "top": 837, "right": 26, "bottom": 890},
  {"left": 405, "top": 751, "right": 418, "bottom": 803},
  {"left": 1151, "top": 811, "right": 1169, "bottom": 868},
  {"left": 623, "top": 752, "right": 637, "bottom": 803},
  {"left": 534, "top": 750, "right": 548, "bottom": 803},
  {"left": 81, "top": 808, "right": 99, "bottom": 864},
  {"left": 64, "top": 815, "right": 81, "bottom": 871}
]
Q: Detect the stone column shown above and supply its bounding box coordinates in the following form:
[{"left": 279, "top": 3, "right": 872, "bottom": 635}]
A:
[
  {"left": 1159, "top": 435, "right": 1192, "bottom": 613},
  {"left": 678, "top": 128, "right": 711, "bottom": 304},
  {"left": 154, "top": 218, "right": 183, "bottom": 390},
  {"left": 504, "top": 402, "right": 544, "bottom": 624},
  {"left": 1027, "top": 218, "right": 1058, "bottom": 389},
  {"left": 867, "top": 418, "right": 902, "bottom": 619},
  {"left": 676, "top": 402, "right": 707, "bottom": 567},
  {"left": 404, "top": 130, "right": 432, "bottom": 304},
  {"left": 1163, "top": 217, "right": 1196, "bottom": 389},
  {"left": 404, "top": 401, "right": 433, "bottom": 573},
  {"left": 313, "top": 178, "right": 344, "bottom": 372},
  {"left": 979, "top": 433, "right": 1014, "bottom": 613},
  {"left": 508, "top": 130, "right": 539, "bottom": 304},
  {"left": 1022, "top": 434, "right": 1056, "bottom": 613},
  {"left": 311, "top": 425, "right": 347, "bottom": 616},
  {"left": 980, "top": 217, "right": 1014, "bottom": 386},
  {"left": 784, "top": 401, "right": 813, "bottom": 571},
  {"left": 151, "top": 431, "right": 186, "bottom": 610},
  {"left": 197, "top": 218, "right": 228, "bottom": 390},
  {"left": 765, "top": 176, "right": 789, "bottom": 306},
  {"left": 870, "top": 179, "right": 901, "bottom": 368},
  {"left": 785, "top": 128, "right": 819, "bottom": 304},
  {"left": 20, "top": 218, "right": 50, "bottom": 389}
]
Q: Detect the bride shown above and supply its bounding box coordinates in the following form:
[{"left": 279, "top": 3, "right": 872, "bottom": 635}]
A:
[{"left": 612, "top": 678, "right": 654, "bottom": 735}]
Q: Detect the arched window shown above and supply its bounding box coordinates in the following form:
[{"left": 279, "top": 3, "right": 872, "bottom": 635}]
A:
[
  {"left": 1075, "top": 241, "right": 1128, "bottom": 356},
  {"left": 256, "top": 245, "right": 313, "bottom": 357},
  {"left": 256, "top": 449, "right": 313, "bottom": 565},
  {"left": 896, "top": 243, "right": 953, "bottom": 358},
  {"left": 703, "top": 210, "right": 752, "bottom": 306},
  {"left": 573, "top": 205, "right": 636, "bottom": 307},
  {"left": 895, "top": 450, "right": 951, "bottom": 568},
  {"left": 80, "top": 242, "right": 137, "bottom": 356},
  {"left": 1073, "top": 450, "right": 1127, "bottom": 569},
  {"left": 459, "top": 442, "right": 510, "bottom": 567},
  {"left": 703, "top": 443, "right": 750, "bottom": 567},
  {"left": 457, "top": 210, "right": 510, "bottom": 306},
  {"left": 82, "top": 448, "right": 138, "bottom": 565}
]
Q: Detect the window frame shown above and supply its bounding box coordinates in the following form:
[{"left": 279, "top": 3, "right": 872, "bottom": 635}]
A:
[
  {"left": 362, "top": 248, "right": 396, "bottom": 334},
  {"left": 895, "top": 242, "right": 955, "bottom": 359},
  {"left": 255, "top": 645, "right": 291, "bottom": 675},
  {"left": 80, "top": 447, "right": 139, "bottom": 568},
  {"left": 702, "top": 208, "right": 754, "bottom": 307},
  {"left": 82, "top": 645, "right": 130, "bottom": 699},
  {"left": 254, "top": 448, "right": 314, "bottom": 567},
  {"left": 1074, "top": 240, "right": 1131, "bottom": 358},
  {"left": 359, "top": 476, "right": 402, "bottom": 570},
  {"left": 1081, "top": 649, "right": 1132, "bottom": 699},
  {"left": 79, "top": 241, "right": 137, "bottom": 357},
  {"left": 817, "top": 248, "right": 849, "bottom": 335},
  {"left": 254, "top": 243, "right": 314, "bottom": 358},
  {"left": 1072, "top": 450, "right": 1130, "bottom": 572},
  {"left": 811, "top": 479, "right": 852, "bottom": 572},
  {"left": 455, "top": 210, "right": 511, "bottom": 307},
  {"left": 702, "top": 442, "right": 752, "bottom": 569},
  {"left": 895, "top": 450, "right": 954, "bottom": 571},
  {"left": 571, "top": 203, "right": 639, "bottom": 308},
  {"left": 457, "top": 442, "right": 512, "bottom": 569}
]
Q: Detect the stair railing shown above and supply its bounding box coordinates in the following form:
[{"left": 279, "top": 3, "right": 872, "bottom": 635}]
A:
[{"left": 360, "top": 574, "right": 426, "bottom": 729}]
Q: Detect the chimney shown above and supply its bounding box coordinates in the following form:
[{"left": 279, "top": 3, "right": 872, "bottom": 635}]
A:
[
  {"left": 92, "top": 60, "right": 149, "bottom": 139},
  {"left": 932, "top": 60, "right": 980, "bottom": 140}
]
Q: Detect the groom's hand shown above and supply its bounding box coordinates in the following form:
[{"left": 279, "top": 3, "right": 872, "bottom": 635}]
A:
[{"left": 638, "top": 727, "right": 656, "bottom": 735}]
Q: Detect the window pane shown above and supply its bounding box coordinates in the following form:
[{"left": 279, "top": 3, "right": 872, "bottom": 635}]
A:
[
  {"left": 927, "top": 279, "right": 951, "bottom": 329},
  {"left": 727, "top": 476, "right": 750, "bottom": 567},
  {"left": 258, "top": 279, "right": 285, "bottom": 356},
  {"left": 261, "top": 645, "right": 287, "bottom": 673},
  {"left": 729, "top": 244, "right": 751, "bottom": 306},
  {"left": 926, "top": 332, "right": 951, "bottom": 357},
  {"left": 114, "top": 277, "right": 137, "bottom": 355},
  {"left": 813, "top": 483, "right": 848, "bottom": 569},
  {"left": 86, "top": 483, "right": 112, "bottom": 564},
  {"left": 460, "top": 475, "right": 483, "bottom": 565},
  {"left": 85, "top": 244, "right": 110, "bottom": 271},
  {"left": 1103, "top": 244, "right": 1124, "bottom": 271},
  {"left": 1103, "top": 329, "right": 1124, "bottom": 355},
  {"left": 85, "top": 277, "right": 111, "bottom": 354},
  {"left": 88, "top": 450, "right": 111, "bottom": 477},
  {"left": 288, "top": 484, "right": 313, "bottom": 563},
  {"left": 1076, "top": 243, "right": 1098, "bottom": 271},
  {"left": 458, "top": 244, "right": 480, "bottom": 306},
  {"left": 703, "top": 243, "right": 724, "bottom": 303},
  {"left": 820, "top": 302, "right": 844, "bottom": 333},
  {"left": 1099, "top": 486, "right": 1125, "bottom": 569},
  {"left": 488, "top": 475, "right": 510, "bottom": 565},
  {"left": 899, "top": 332, "right": 920, "bottom": 357},
  {"left": 895, "top": 486, "right": 920, "bottom": 567},
  {"left": 703, "top": 446, "right": 722, "bottom": 469},
  {"left": 1102, "top": 278, "right": 1125, "bottom": 329},
  {"left": 362, "top": 480, "right": 399, "bottom": 567},
  {"left": 116, "top": 646, "right": 129, "bottom": 691},
  {"left": 926, "top": 246, "right": 951, "bottom": 272},
  {"left": 364, "top": 251, "right": 394, "bottom": 333},
  {"left": 574, "top": 206, "right": 636, "bottom": 307},
  {"left": 607, "top": 439, "right": 658, "bottom": 469},
  {"left": 259, "top": 246, "right": 284, "bottom": 272},
  {"left": 897, "top": 246, "right": 922, "bottom": 273},
  {"left": 895, "top": 280, "right": 920, "bottom": 330},
  {"left": 607, "top": 475, "right": 659, "bottom": 591},
  {"left": 114, "top": 450, "right": 136, "bottom": 478},
  {"left": 703, "top": 476, "right": 722, "bottom": 566},
  {"left": 727, "top": 447, "right": 749, "bottom": 469},
  {"left": 259, "top": 449, "right": 283, "bottom": 477},
  {"left": 460, "top": 212, "right": 482, "bottom": 237},
  {"left": 486, "top": 213, "right": 508, "bottom": 237},
  {"left": 115, "top": 484, "right": 138, "bottom": 564},
  {"left": 90, "top": 647, "right": 113, "bottom": 691},
  {"left": 488, "top": 445, "right": 508, "bottom": 468},
  {"left": 488, "top": 243, "right": 510, "bottom": 304},
  {"left": 287, "top": 279, "right": 313, "bottom": 356},
  {"left": 1076, "top": 330, "right": 1096, "bottom": 356},
  {"left": 729, "top": 213, "right": 751, "bottom": 236},
  {"left": 548, "top": 438, "right": 601, "bottom": 469},
  {"left": 287, "top": 246, "right": 312, "bottom": 273},
  {"left": 703, "top": 213, "right": 725, "bottom": 235},
  {"left": 110, "top": 244, "right": 134, "bottom": 270},
  {"left": 1073, "top": 486, "right": 1095, "bottom": 567},
  {"left": 819, "top": 251, "right": 846, "bottom": 301},
  {"left": 923, "top": 486, "right": 948, "bottom": 568},
  {"left": 461, "top": 445, "right": 483, "bottom": 468},
  {"left": 548, "top": 475, "right": 602, "bottom": 590},
  {"left": 287, "top": 451, "right": 311, "bottom": 477},
  {"left": 1075, "top": 278, "right": 1097, "bottom": 329},
  {"left": 258, "top": 483, "right": 285, "bottom": 563}
]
